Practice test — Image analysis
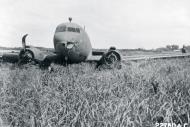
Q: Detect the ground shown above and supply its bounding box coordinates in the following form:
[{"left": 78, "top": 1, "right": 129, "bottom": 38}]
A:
[{"left": 0, "top": 50, "right": 190, "bottom": 127}]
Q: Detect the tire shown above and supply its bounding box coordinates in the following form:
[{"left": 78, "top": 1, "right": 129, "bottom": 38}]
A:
[{"left": 40, "top": 58, "right": 51, "bottom": 68}]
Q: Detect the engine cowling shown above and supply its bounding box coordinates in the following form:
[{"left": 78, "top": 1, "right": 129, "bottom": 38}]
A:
[
  {"left": 19, "top": 49, "right": 34, "bottom": 63},
  {"left": 98, "top": 49, "right": 121, "bottom": 68}
]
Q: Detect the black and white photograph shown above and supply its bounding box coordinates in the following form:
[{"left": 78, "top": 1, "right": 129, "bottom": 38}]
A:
[{"left": 0, "top": 0, "right": 190, "bottom": 126}]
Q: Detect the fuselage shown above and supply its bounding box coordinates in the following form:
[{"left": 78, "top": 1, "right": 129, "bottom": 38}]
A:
[{"left": 53, "top": 22, "right": 92, "bottom": 63}]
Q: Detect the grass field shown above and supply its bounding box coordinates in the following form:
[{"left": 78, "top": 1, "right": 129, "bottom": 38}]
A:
[{"left": 0, "top": 56, "right": 190, "bottom": 126}]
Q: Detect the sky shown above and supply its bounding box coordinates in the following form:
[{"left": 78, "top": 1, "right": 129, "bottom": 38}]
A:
[{"left": 0, "top": 0, "right": 190, "bottom": 49}]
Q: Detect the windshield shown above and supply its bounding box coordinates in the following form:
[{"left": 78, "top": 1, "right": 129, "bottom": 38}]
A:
[
  {"left": 56, "top": 26, "right": 66, "bottom": 32},
  {"left": 67, "top": 27, "right": 80, "bottom": 33},
  {"left": 56, "top": 26, "right": 80, "bottom": 33}
]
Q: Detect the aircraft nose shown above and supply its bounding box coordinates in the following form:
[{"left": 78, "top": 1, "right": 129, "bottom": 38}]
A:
[
  {"left": 59, "top": 41, "right": 75, "bottom": 49},
  {"left": 66, "top": 41, "right": 75, "bottom": 49}
]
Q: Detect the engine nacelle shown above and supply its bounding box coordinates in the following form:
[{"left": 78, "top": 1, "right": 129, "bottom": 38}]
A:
[
  {"left": 98, "top": 48, "right": 121, "bottom": 68},
  {"left": 19, "top": 49, "right": 34, "bottom": 63}
]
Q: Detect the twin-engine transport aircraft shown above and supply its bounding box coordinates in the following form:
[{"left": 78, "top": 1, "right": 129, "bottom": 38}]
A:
[{"left": 2, "top": 18, "right": 121, "bottom": 68}]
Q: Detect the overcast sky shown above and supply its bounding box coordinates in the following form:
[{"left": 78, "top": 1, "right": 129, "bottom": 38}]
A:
[{"left": 0, "top": 0, "right": 190, "bottom": 49}]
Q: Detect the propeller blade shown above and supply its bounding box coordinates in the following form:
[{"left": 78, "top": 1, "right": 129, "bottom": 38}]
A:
[{"left": 22, "top": 34, "right": 28, "bottom": 51}]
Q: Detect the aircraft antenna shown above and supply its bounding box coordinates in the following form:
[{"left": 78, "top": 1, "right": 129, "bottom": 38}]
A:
[{"left": 69, "top": 17, "right": 72, "bottom": 22}]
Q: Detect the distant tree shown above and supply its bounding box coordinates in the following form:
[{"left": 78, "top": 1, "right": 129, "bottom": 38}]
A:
[
  {"left": 166, "top": 44, "right": 179, "bottom": 50},
  {"left": 166, "top": 45, "right": 172, "bottom": 50},
  {"left": 181, "top": 45, "right": 186, "bottom": 53},
  {"left": 137, "top": 48, "right": 145, "bottom": 51},
  {"left": 171, "top": 45, "right": 179, "bottom": 50},
  {"left": 184, "top": 45, "right": 190, "bottom": 50},
  {"left": 155, "top": 47, "right": 169, "bottom": 52}
]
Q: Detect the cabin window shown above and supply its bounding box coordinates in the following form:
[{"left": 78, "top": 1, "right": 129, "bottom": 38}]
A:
[{"left": 56, "top": 26, "right": 66, "bottom": 32}]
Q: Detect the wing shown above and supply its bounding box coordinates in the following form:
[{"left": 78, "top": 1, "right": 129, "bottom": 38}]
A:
[
  {"left": 0, "top": 46, "right": 59, "bottom": 66},
  {"left": 0, "top": 34, "right": 60, "bottom": 66},
  {"left": 86, "top": 51, "right": 104, "bottom": 62},
  {"left": 1, "top": 50, "right": 20, "bottom": 63},
  {"left": 87, "top": 48, "right": 190, "bottom": 66}
]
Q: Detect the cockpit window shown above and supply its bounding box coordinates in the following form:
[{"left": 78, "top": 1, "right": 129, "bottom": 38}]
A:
[
  {"left": 67, "top": 27, "right": 80, "bottom": 33},
  {"left": 56, "top": 26, "right": 80, "bottom": 33},
  {"left": 76, "top": 28, "right": 80, "bottom": 33},
  {"left": 56, "top": 26, "right": 66, "bottom": 32}
]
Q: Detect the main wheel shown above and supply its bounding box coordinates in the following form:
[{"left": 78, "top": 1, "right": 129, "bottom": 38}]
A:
[
  {"left": 19, "top": 49, "right": 34, "bottom": 63},
  {"left": 39, "top": 58, "right": 51, "bottom": 68}
]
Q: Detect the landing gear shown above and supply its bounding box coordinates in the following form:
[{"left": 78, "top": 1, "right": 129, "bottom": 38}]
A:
[{"left": 39, "top": 58, "right": 51, "bottom": 68}]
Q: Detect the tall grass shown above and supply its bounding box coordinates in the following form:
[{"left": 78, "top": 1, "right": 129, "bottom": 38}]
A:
[{"left": 0, "top": 58, "right": 190, "bottom": 127}]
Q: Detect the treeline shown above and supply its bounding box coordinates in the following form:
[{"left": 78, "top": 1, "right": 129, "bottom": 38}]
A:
[{"left": 155, "top": 44, "right": 190, "bottom": 52}]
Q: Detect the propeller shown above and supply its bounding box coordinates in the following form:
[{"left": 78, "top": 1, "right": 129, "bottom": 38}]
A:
[
  {"left": 99, "top": 50, "right": 121, "bottom": 69},
  {"left": 22, "top": 34, "right": 28, "bottom": 51},
  {"left": 104, "top": 51, "right": 119, "bottom": 65},
  {"left": 19, "top": 34, "right": 34, "bottom": 63}
]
